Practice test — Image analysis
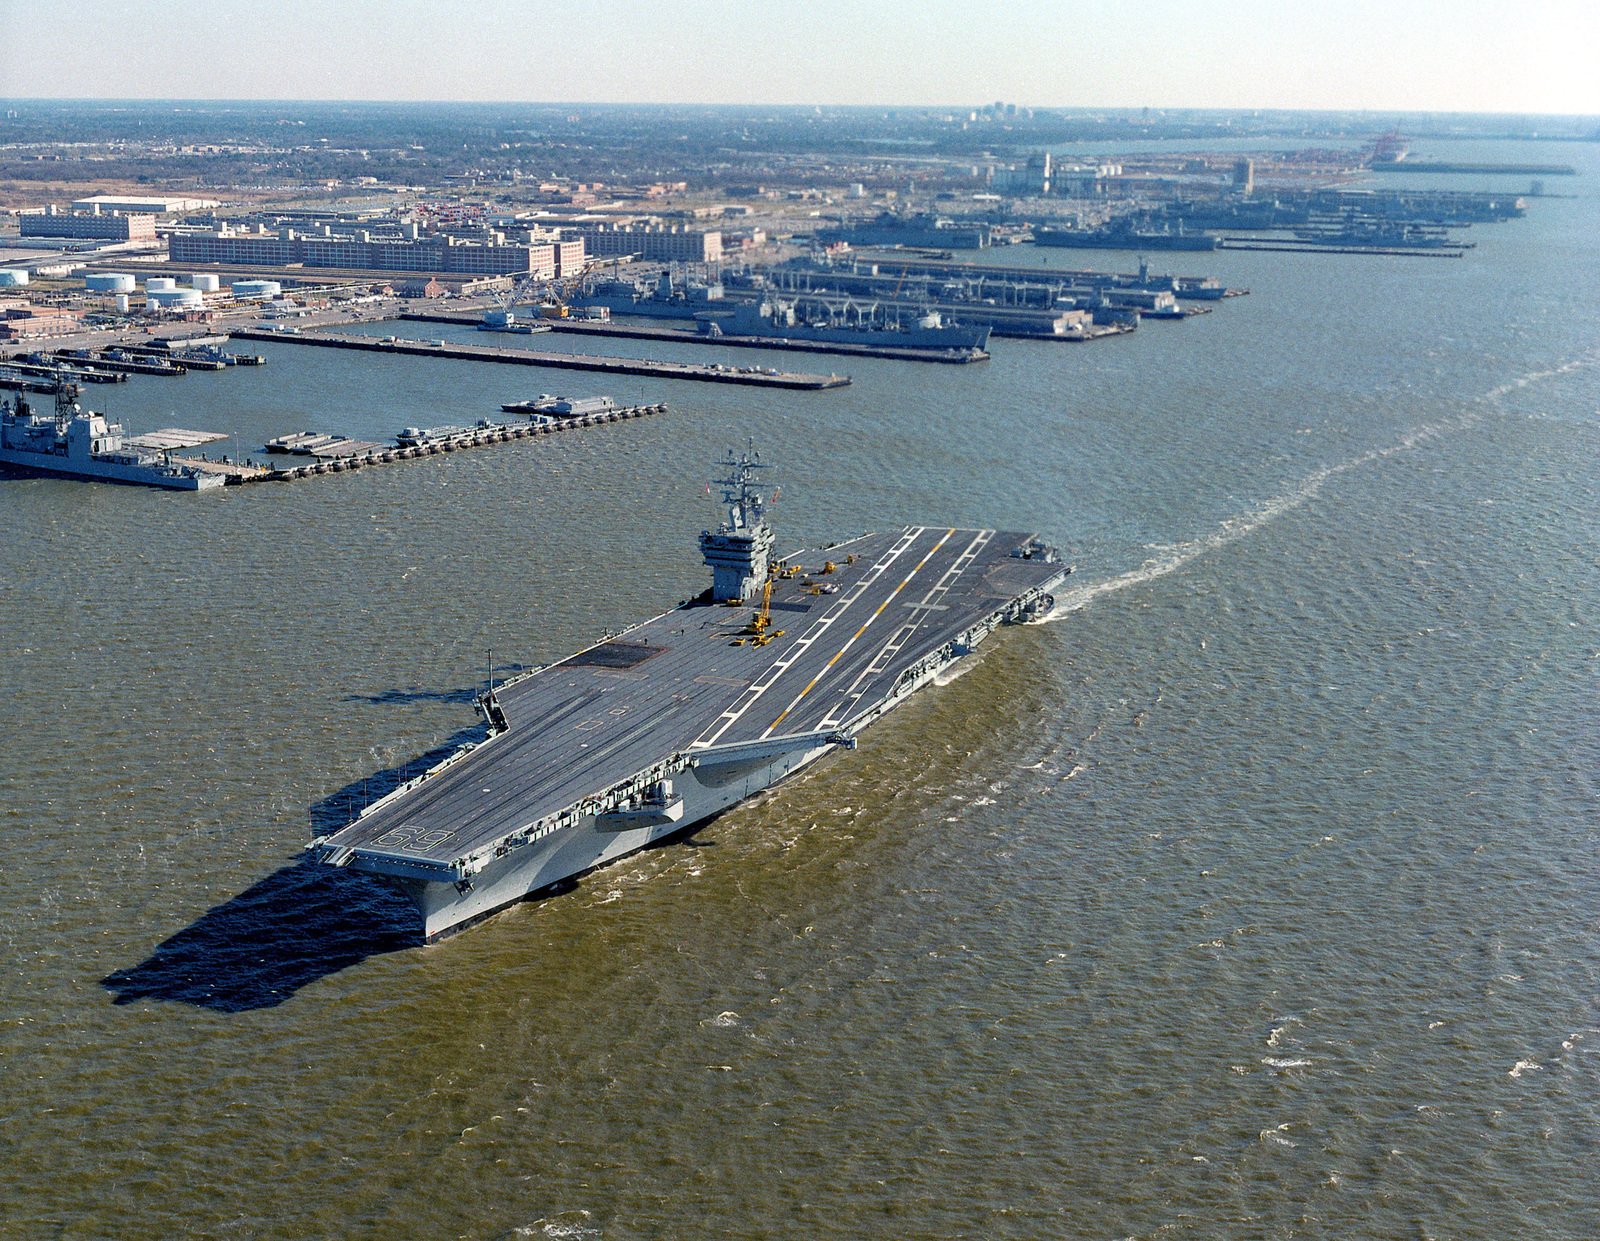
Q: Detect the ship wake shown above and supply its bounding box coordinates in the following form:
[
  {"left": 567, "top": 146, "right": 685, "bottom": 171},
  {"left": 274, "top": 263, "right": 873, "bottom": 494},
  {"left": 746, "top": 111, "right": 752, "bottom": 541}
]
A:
[{"left": 1037, "top": 350, "right": 1597, "bottom": 624}]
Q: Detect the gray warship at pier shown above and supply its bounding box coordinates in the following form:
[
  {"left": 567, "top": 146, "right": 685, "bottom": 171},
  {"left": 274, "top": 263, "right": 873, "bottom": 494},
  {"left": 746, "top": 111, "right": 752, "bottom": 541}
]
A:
[
  {"left": 310, "top": 446, "right": 1070, "bottom": 941},
  {"left": 0, "top": 386, "right": 225, "bottom": 490}
]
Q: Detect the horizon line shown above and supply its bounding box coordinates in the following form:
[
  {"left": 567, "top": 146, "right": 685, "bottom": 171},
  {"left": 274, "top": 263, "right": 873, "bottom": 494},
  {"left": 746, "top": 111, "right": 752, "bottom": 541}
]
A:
[{"left": 1, "top": 97, "right": 1597, "bottom": 122}]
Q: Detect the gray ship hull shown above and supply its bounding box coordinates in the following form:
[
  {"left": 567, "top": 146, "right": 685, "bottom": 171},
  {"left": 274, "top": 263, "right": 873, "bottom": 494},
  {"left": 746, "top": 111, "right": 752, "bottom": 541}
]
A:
[
  {"left": 0, "top": 447, "right": 221, "bottom": 489},
  {"left": 402, "top": 734, "right": 836, "bottom": 940},
  {"left": 1034, "top": 227, "right": 1219, "bottom": 252},
  {"left": 719, "top": 319, "right": 991, "bottom": 352},
  {"left": 313, "top": 525, "right": 1067, "bottom": 941}
]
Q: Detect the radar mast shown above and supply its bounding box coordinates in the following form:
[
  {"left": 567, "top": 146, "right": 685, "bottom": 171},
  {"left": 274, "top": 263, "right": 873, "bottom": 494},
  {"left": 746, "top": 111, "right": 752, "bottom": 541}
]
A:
[{"left": 700, "top": 440, "right": 775, "bottom": 603}]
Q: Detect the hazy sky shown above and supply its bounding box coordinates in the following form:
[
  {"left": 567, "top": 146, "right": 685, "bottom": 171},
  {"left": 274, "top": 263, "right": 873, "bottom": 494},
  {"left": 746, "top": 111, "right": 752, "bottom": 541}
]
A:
[{"left": 2, "top": 0, "right": 1595, "bottom": 115}]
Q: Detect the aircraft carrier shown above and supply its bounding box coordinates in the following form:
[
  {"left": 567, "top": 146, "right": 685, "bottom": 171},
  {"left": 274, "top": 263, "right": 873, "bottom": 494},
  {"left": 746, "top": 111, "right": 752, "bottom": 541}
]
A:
[{"left": 311, "top": 447, "right": 1069, "bottom": 941}]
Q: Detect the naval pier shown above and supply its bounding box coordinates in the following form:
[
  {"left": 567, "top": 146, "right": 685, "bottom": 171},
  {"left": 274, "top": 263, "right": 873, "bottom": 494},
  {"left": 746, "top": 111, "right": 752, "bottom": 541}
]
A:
[{"left": 229, "top": 328, "right": 851, "bottom": 389}]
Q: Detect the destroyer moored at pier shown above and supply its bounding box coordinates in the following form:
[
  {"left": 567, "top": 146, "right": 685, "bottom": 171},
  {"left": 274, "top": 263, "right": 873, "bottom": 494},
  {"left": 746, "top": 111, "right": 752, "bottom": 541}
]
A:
[
  {"left": 311, "top": 446, "right": 1069, "bottom": 940},
  {"left": 0, "top": 387, "right": 224, "bottom": 490}
]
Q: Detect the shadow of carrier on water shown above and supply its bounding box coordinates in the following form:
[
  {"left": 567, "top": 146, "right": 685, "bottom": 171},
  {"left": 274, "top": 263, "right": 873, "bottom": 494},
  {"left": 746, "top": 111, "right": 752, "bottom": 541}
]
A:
[
  {"left": 101, "top": 859, "right": 420, "bottom": 1013},
  {"left": 103, "top": 671, "right": 722, "bottom": 1011},
  {"left": 102, "top": 694, "right": 512, "bottom": 1013},
  {"left": 338, "top": 664, "right": 532, "bottom": 709}
]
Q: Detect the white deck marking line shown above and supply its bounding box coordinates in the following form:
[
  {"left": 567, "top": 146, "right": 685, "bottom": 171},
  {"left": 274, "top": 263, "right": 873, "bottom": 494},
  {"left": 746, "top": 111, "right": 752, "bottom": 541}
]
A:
[
  {"left": 814, "top": 529, "right": 993, "bottom": 730},
  {"left": 696, "top": 528, "right": 923, "bottom": 746},
  {"left": 760, "top": 528, "right": 958, "bottom": 738},
  {"left": 691, "top": 527, "right": 926, "bottom": 749}
]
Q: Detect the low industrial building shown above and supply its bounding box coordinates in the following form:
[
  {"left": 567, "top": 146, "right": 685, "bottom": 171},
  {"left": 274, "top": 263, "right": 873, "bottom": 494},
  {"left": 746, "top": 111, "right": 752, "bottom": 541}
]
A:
[
  {"left": 395, "top": 277, "right": 446, "bottom": 299},
  {"left": 72, "top": 195, "right": 219, "bottom": 214},
  {"left": 0, "top": 304, "right": 83, "bottom": 340}
]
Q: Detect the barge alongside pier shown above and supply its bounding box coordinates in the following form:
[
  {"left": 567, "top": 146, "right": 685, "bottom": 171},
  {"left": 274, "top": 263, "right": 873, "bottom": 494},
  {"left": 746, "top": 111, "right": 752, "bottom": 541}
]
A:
[{"left": 310, "top": 448, "right": 1069, "bottom": 941}]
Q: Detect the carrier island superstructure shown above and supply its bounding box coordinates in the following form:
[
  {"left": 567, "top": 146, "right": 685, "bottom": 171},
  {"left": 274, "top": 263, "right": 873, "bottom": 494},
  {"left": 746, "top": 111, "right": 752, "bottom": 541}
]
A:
[{"left": 311, "top": 447, "right": 1069, "bottom": 941}]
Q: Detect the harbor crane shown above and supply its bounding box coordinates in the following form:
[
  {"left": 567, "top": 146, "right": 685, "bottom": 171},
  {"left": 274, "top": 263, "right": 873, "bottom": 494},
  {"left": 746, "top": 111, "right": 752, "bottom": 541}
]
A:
[
  {"left": 535, "top": 265, "right": 594, "bottom": 320},
  {"left": 482, "top": 273, "right": 547, "bottom": 329}
]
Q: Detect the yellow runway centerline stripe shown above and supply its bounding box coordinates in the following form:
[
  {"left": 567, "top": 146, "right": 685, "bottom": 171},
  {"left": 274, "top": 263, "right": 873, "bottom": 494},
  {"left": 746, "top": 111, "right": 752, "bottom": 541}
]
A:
[{"left": 762, "top": 528, "right": 957, "bottom": 735}]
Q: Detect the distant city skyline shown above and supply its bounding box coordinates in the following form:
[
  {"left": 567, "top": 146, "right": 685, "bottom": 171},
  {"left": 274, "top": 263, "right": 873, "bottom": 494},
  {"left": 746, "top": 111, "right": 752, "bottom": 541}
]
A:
[{"left": 1, "top": 0, "right": 1596, "bottom": 116}]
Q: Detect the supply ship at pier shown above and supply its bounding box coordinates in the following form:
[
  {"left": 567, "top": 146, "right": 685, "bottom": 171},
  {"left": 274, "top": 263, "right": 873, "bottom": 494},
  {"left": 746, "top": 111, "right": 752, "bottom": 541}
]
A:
[
  {"left": 571, "top": 272, "right": 991, "bottom": 354},
  {"left": 713, "top": 298, "right": 990, "bottom": 354},
  {"left": 311, "top": 447, "right": 1069, "bottom": 941},
  {"left": 1033, "top": 221, "right": 1220, "bottom": 252}
]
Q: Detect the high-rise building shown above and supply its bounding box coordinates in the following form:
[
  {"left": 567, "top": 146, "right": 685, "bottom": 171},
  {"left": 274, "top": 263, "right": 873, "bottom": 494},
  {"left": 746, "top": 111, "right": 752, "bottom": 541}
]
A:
[{"left": 1233, "top": 158, "right": 1255, "bottom": 196}]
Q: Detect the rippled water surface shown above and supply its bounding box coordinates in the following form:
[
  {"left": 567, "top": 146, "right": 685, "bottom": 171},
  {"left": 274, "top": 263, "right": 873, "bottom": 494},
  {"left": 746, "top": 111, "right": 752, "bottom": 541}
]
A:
[{"left": 3, "top": 144, "right": 1598, "bottom": 1239}]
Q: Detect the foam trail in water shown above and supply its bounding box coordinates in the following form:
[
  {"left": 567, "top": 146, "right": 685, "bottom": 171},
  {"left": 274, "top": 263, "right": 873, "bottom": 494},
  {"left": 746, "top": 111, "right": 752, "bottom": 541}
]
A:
[
  {"left": 1480, "top": 347, "right": 1598, "bottom": 403},
  {"left": 1038, "top": 348, "right": 1598, "bottom": 623},
  {"left": 933, "top": 654, "right": 983, "bottom": 687},
  {"left": 1040, "top": 421, "right": 1458, "bottom": 622}
]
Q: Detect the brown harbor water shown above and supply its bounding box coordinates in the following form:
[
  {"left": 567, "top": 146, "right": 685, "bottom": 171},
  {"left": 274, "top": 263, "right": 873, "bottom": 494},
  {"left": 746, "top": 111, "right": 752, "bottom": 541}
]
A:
[{"left": 2, "top": 140, "right": 1597, "bottom": 1238}]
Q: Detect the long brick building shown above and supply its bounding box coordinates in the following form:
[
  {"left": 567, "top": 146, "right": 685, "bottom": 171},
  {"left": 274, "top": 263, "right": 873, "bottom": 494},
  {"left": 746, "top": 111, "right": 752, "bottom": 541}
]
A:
[{"left": 169, "top": 225, "right": 580, "bottom": 278}]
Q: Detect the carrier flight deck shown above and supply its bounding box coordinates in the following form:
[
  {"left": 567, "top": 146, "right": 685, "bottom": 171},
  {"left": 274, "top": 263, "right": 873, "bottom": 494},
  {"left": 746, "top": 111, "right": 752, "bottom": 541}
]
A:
[{"left": 312, "top": 447, "right": 1068, "bottom": 940}]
